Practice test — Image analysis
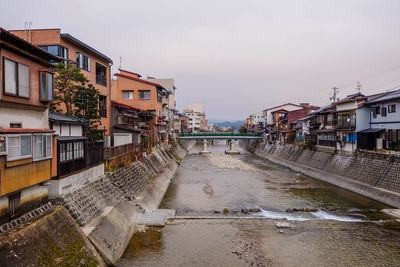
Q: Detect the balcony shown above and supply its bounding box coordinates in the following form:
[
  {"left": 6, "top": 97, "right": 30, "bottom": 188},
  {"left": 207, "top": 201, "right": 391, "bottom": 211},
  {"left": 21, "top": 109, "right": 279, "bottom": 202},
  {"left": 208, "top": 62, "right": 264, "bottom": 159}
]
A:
[{"left": 96, "top": 75, "right": 107, "bottom": 87}]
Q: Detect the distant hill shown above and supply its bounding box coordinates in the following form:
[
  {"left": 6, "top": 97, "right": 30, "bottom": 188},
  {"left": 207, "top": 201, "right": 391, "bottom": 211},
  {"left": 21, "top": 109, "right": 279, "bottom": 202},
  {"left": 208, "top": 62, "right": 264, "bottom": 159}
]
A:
[{"left": 212, "top": 120, "right": 245, "bottom": 130}]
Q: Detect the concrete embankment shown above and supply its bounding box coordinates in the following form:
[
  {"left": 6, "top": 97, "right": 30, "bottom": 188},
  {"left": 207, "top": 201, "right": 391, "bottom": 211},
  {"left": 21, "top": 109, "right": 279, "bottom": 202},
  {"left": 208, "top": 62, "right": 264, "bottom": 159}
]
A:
[
  {"left": 241, "top": 140, "right": 400, "bottom": 208},
  {"left": 0, "top": 141, "right": 194, "bottom": 266}
]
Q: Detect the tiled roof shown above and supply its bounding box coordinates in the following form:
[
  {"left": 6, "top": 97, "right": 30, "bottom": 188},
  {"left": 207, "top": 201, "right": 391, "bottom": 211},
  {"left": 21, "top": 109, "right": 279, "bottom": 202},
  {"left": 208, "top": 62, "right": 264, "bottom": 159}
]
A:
[
  {"left": 49, "top": 112, "right": 88, "bottom": 124},
  {"left": 366, "top": 89, "right": 400, "bottom": 104},
  {"left": 114, "top": 73, "right": 166, "bottom": 90},
  {"left": 0, "top": 128, "right": 54, "bottom": 134}
]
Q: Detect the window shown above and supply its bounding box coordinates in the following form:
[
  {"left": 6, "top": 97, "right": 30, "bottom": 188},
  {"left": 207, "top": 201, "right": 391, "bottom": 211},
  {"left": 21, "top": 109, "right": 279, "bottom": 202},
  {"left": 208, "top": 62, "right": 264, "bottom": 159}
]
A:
[
  {"left": 7, "top": 135, "right": 32, "bottom": 161},
  {"left": 96, "top": 63, "right": 107, "bottom": 86},
  {"left": 39, "top": 72, "right": 53, "bottom": 101},
  {"left": 157, "top": 92, "right": 162, "bottom": 102},
  {"left": 99, "top": 95, "right": 107, "bottom": 118},
  {"left": 372, "top": 106, "right": 381, "bottom": 118},
  {"left": 33, "top": 134, "right": 52, "bottom": 161},
  {"left": 122, "top": 90, "right": 133, "bottom": 100},
  {"left": 382, "top": 107, "right": 387, "bottom": 117},
  {"left": 76, "top": 52, "right": 90, "bottom": 71},
  {"left": 389, "top": 104, "right": 396, "bottom": 113},
  {"left": 388, "top": 129, "right": 393, "bottom": 142},
  {"left": 139, "top": 90, "right": 150, "bottom": 100},
  {"left": 39, "top": 45, "right": 68, "bottom": 64},
  {"left": 3, "top": 58, "right": 30, "bottom": 98},
  {"left": 10, "top": 122, "right": 22, "bottom": 128},
  {"left": 60, "top": 141, "right": 83, "bottom": 162}
]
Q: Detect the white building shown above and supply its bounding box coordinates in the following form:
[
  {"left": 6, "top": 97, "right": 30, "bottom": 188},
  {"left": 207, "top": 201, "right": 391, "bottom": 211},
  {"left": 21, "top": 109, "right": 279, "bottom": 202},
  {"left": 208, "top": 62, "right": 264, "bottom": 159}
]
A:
[{"left": 184, "top": 102, "right": 206, "bottom": 133}]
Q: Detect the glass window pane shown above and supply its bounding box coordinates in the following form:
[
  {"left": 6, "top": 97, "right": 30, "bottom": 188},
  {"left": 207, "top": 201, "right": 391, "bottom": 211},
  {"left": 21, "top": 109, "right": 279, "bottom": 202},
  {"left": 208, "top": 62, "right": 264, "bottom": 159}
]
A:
[
  {"left": 33, "top": 135, "right": 42, "bottom": 159},
  {"left": 46, "top": 135, "right": 52, "bottom": 158},
  {"left": 8, "top": 136, "right": 20, "bottom": 159},
  {"left": 42, "top": 135, "right": 47, "bottom": 158},
  {"left": 47, "top": 46, "right": 59, "bottom": 56},
  {"left": 47, "top": 74, "right": 53, "bottom": 101},
  {"left": 18, "top": 64, "right": 30, "bottom": 98},
  {"left": 4, "top": 59, "right": 17, "bottom": 94},
  {"left": 41, "top": 73, "right": 47, "bottom": 100},
  {"left": 21, "top": 135, "right": 31, "bottom": 156}
]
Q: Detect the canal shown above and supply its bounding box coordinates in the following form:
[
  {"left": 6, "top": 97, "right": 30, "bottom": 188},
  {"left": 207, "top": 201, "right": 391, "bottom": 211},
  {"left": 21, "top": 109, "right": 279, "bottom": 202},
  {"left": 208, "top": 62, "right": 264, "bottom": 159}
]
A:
[{"left": 119, "top": 141, "right": 400, "bottom": 266}]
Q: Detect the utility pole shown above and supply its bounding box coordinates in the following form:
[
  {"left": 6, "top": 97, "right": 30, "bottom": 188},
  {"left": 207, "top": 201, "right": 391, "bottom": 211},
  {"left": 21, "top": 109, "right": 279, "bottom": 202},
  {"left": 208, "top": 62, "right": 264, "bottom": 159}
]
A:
[{"left": 330, "top": 87, "right": 339, "bottom": 102}]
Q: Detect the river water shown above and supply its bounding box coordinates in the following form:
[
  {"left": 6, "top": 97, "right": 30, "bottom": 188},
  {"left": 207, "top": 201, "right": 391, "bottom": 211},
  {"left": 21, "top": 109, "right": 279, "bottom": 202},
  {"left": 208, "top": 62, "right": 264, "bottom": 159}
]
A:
[{"left": 119, "top": 141, "right": 400, "bottom": 266}]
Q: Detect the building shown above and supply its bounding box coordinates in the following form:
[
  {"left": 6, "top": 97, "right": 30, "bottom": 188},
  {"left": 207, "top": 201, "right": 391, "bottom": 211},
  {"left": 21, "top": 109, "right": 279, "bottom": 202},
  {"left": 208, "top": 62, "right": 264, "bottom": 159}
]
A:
[
  {"left": 249, "top": 111, "right": 265, "bottom": 133},
  {"left": 111, "top": 69, "right": 168, "bottom": 146},
  {"left": 184, "top": 102, "right": 206, "bottom": 132},
  {"left": 9, "top": 28, "right": 113, "bottom": 139},
  {"left": 357, "top": 90, "right": 400, "bottom": 151},
  {"left": 145, "top": 78, "right": 178, "bottom": 137},
  {"left": 0, "top": 28, "right": 60, "bottom": 221},
  {"left": 264, "top": 103, "right": 307, "bottom": 143}
]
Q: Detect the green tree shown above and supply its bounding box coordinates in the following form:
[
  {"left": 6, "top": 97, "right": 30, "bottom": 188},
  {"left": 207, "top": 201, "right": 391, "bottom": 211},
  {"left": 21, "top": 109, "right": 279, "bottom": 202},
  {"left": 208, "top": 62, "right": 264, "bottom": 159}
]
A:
[
  {"left": 239, "top": 126, "right": 248, "bottom": 133},
  {"left": 52, "top": 63, "right": 88, "bottom": 115},
  {"left": 74, "top": 84, "right": 101, "bottom": 140}
]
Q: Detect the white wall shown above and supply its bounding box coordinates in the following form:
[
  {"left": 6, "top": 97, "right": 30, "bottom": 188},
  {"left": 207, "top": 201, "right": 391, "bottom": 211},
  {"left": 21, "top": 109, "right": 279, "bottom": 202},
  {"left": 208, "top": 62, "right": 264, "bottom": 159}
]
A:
[
  {"left": 336, "top": 102, "right": 357, "bottom": 112},
  {"left": 53, "top": 123, "right": 83, "bottom": 136},
  {"left": 356, "top": 106, "right": 370, "bottom": 132},
  {"left": 0, "top": 107, "right": 49, "bottom": 128},
  {"left": 265, "top": 104, "right": 302, "bottom": 125},
  {"left": 370, "top": 101, "right": 400, "bottom": 129},
  {"left": 114, "top": 133, "right": 132, "bottom": 146}
]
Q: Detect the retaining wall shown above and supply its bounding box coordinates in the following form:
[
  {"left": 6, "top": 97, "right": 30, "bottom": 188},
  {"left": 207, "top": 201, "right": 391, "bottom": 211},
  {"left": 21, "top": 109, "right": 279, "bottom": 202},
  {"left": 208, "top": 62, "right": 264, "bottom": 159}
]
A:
[{"left": 243, "top": 141, "right": 400, "bottom": 208}]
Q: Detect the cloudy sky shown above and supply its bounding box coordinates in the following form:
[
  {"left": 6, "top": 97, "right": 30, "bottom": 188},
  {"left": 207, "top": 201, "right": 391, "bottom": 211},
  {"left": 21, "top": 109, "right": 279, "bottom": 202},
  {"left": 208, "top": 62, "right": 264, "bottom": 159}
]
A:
[{"left": 2, "top": 0, "right": 400, "bottom": 121}]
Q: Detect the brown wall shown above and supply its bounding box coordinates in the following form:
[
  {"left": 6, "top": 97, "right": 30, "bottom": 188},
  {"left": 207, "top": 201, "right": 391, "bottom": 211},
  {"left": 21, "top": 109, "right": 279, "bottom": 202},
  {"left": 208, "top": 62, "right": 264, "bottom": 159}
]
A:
[
  {"left": 112, "top": 76, "right": 163, "bottom": 117},
  {"left": 1, "top": 48, "right": 51, "bottom": 109},
  {"left": 10, "top": 29, "right": 112, "bottom": 135},
  {"left": 0, "top": 156, "right": 51, "bottom": 196}
]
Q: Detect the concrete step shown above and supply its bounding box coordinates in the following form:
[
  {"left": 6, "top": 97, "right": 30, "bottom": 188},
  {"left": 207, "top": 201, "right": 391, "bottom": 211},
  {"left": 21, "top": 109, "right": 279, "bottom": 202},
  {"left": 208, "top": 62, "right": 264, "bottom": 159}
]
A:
[
  {"left": 136, "top": 209, "right": 176, "bottom": 226},
  {"left": 381, "top": 209, "right": 400, "bottom": 221}
]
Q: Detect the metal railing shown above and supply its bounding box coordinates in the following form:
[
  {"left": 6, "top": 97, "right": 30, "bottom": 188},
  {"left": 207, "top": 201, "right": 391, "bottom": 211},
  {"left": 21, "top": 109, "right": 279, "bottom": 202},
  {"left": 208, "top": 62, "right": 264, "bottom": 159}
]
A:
[
  {"left": 96, "top": 74, "right": 107, "bottom": 86},
  {"left": 179, "top": 132, "right": 262, "bottom": 137}
]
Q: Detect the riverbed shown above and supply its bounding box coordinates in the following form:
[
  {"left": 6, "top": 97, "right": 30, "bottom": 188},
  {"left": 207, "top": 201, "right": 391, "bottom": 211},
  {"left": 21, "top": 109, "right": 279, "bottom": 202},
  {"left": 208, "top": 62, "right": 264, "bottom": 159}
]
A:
[{"left": 118, "top": 141, "right": 400, "bottom": 266}]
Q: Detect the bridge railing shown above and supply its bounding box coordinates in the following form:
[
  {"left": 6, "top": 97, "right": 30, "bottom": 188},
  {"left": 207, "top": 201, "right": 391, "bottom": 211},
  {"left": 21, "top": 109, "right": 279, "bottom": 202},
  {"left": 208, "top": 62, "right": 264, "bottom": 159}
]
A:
[{"left": 178, "top": 132, "right": 262, "bottom": 137}]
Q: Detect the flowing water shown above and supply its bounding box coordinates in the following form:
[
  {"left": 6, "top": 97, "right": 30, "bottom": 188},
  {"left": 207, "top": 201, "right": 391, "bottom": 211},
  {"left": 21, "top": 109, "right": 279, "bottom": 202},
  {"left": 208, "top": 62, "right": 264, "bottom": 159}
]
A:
[{"left": 119, "top": 141, "right": 400, "bottom": 266}]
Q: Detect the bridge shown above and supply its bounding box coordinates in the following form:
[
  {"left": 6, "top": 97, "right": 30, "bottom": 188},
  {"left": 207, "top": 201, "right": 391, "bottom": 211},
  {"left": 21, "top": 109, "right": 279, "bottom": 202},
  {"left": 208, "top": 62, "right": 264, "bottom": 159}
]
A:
[{"left": 178, "top": 133, "right": 262, "bottom": 155}]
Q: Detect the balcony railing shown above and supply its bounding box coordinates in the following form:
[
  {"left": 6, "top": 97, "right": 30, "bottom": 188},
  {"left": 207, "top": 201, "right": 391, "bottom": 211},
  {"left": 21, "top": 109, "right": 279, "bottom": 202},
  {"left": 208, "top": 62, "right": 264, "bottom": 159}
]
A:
[
  {"left": 104, "top": 143, "right": 137, "bottom": 160},
  {"left": 96, "top": 75, "right": 107, "bottom": 86}
]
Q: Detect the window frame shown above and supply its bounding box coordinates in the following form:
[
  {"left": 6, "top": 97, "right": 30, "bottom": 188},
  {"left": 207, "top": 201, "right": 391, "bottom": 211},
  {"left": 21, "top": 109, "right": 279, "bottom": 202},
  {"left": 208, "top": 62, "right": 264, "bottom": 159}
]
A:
[
  {"left": 99, "top": 95, "right": 107, "bottom": 118},
  {"left": 2, "top": 57, "right": 30, "bottom": 99},
  {"left": 388, "top": 104, "right": 396, "bottom": 113},
  {"left": 139, "top": 90, "right": 151, "bottom": 100},
  {"left": 122, "top": 90, "right": 134, "bottom": 100},
  {"left": 32, "top": 134, "right": 53, "bottom": 161},
  {"left": 39, "top": 72, "right": 54, "bottom": 102},
  {"left": 5, "top": 134, "right": 33, "bottom": 162},
  {"left": 76, "top": 52, "right": 91, "bottom": 72}
]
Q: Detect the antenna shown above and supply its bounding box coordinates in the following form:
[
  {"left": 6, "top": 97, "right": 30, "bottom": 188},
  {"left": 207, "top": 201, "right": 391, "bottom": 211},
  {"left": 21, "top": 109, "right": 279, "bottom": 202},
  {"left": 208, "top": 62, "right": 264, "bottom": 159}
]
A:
[
  {"left": 330, "top": 87, "right": 339, "bottom": 102},
  {"left": 356, "top": 81, "right": 362, "bottom": 93},
  {"left": 119, "top": 57, "right": 122, "bottom": 69}
]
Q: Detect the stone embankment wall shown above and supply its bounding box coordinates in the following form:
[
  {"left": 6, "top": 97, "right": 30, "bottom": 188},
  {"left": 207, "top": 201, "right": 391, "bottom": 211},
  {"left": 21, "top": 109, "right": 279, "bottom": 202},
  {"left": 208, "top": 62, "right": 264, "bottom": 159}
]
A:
[
  {"left": 243, "top": 141, "right": 400, "bottom": 208},
  {"left": 0, "top": 142, "right": 193, "bottom": 266}
]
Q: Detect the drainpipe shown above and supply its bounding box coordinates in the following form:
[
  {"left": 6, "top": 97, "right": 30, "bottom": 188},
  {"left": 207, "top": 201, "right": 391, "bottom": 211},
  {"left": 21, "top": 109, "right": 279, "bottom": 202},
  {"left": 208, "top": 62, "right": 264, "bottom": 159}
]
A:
[{"left": 109, "top": 61, "right": 113, "bottom": 147}]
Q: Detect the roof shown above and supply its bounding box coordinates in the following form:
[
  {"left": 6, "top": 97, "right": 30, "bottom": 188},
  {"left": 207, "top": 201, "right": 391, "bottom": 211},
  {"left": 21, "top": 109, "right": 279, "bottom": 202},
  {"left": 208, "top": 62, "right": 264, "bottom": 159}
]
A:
[
  {"left": 0, "top": 27, "right": 61, "bottom": 64},
  {"left": 264, "top": 103, "right": 303, "bottom": 111},
  {"left": 61, "top": 33, "right": 113, "bottom": 63},
  {"left": 357, "top": 128, "right": 385, "bottom": 133},
  {"left": 114, "top": 73, "right": 166, "bottom": 90},
  {"left": 118, "top": 69, "right": 142, "bottom": 78},
  {"left": 366, "top": 89, "right": 400, "bottom": 104},
  {"left": 49, "top": 112, "right": 88, "bottom": 124},
  {"left": 0, "top": 128, "right": 54, "bottom": 134},
  {"left": 58, "top": 136, "right": 87, "bottom": 141},
  {"left": 333, "top": 92, "right": 365, "bottom": 105},
  {"left": 112, "top": 100, "right": 140, "bottom": 111}
]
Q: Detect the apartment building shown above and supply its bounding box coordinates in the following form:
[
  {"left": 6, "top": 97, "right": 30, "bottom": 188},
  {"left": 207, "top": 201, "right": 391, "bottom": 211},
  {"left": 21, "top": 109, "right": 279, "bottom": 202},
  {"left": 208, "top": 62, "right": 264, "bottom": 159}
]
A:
[
  {"left": 9, "top": 29, "right": 113, "bottom": 137},
  {"left": 184, "top": 102, "right": 206, "bottom": 132},
  {"left": 0, "top": 28, "right": 60, "bottom": 221},
  {"left": 111, "top": 69, "right": 168, "bottom": 145}
]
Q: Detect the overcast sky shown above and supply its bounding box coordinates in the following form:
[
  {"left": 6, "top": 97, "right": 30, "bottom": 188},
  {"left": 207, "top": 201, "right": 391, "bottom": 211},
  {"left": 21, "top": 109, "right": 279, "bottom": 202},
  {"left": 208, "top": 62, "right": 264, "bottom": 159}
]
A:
[{"left": 2, "top": 0, "right": 400, "bottom": 121}]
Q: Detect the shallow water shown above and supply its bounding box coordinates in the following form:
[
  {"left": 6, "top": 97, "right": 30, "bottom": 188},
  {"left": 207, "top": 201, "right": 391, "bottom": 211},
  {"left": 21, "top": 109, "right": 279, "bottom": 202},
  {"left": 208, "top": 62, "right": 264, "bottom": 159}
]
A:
[{"left": 119, "top": 141, "right": 400, "bottom": 266}]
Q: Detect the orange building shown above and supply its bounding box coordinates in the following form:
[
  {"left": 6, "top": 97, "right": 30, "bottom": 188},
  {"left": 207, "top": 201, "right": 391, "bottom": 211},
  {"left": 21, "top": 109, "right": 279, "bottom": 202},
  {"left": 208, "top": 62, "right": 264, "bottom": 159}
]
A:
[
  {"left": 111, "top": 69, "right": 168, "bottom": 145},
  {"left": 9, "top": 29, "right": 113, "bottom": 137},
  {"left": 0, "top": 28, "right": 60, "bottom": 222}
]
